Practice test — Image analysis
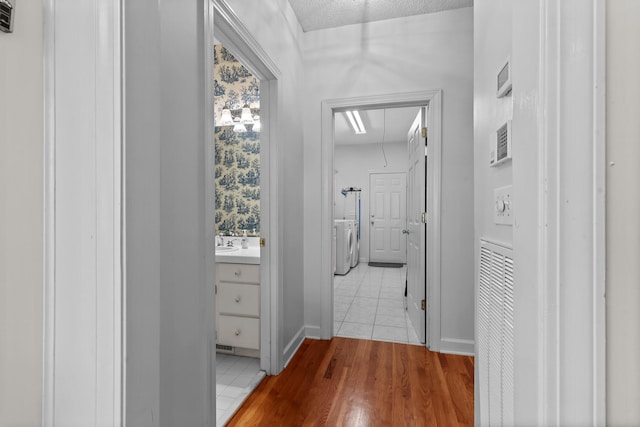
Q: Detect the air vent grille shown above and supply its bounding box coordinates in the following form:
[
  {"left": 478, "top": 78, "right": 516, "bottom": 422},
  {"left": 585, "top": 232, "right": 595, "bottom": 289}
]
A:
[
  {"left": 478, "top": 239, "right": 514, "bottom": 426},
  {"left": 216, "top": 344, "right": 234, "bottom": 354},
  {"left": 497, "top": 123, "right": 509, "bottom": 160},
  {"left": 0, "top": 0, "right": 13, "bottom": 33}
]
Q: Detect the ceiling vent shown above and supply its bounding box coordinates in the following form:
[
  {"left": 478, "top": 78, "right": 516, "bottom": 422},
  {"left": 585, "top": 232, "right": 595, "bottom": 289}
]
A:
[{"left": 0, "top": 0, "right": 14, "bottom": 33}]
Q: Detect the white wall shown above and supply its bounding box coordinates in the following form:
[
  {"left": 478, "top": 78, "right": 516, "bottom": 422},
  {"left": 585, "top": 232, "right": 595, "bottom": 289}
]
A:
[
  {"left": 125, "top": 1, "right": 213, "bottom": 424},
  {"left": 125, "top": 2, "right": 305, "bottom": 422},
  {"left": 335, "top": 143, "right": 408, "bottom": 262},
  {"left": 124, "top": 1, "right": 162, "bottom": 423},
  {"left": 475, "top": 0, "right": 607, "bottom": 424},
  {"left": 473, "top": 0, "right": 513, "bottom": 248},
  {"left": 0, "top": 3, "right": 43, "bottom": 426},
  {"left": 606, "top": 1, "right": 640, "bottom": 424},
  {"left": 303, "top": 8, "right": 475, "bottom": 350},
  {"left": 222, "top": 0, "right": 306, "bottom": 360}
]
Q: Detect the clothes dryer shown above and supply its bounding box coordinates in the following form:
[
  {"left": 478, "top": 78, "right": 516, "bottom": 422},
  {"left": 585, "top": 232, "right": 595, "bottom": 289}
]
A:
[{"left": 334, "top": 220, "right": 353, "bottom": 275}]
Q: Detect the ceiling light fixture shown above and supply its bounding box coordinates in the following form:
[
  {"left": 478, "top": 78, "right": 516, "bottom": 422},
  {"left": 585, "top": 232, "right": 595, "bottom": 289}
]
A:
[
  {"left": 232, "top": 117, "right": 247, "bottom": 133},
  {"left": 239, "top": 104, "right": 254, "bottom": 125},
  {"left": 345, "top": 110, "right": 366, "bottom": 134},
  {"left": 252, "top": 115, "right": 261, "bottom": 132},
  {"left": 217, "top": 104, "right": 260, "bottom": 132},
  {"left": 219, "top": 106, "right": 234, "bottom": 126}
]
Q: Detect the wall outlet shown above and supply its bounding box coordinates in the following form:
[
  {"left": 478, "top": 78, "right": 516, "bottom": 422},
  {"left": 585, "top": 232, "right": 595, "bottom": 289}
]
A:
[{"left": 494, "top": 185, "right": 513, "bottom": 225}]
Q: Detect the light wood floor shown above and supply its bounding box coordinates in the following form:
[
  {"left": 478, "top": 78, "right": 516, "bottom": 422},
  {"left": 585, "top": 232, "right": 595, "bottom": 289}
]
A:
[{"left": 227, "top": 337, "right": 474, "bottom": 426}]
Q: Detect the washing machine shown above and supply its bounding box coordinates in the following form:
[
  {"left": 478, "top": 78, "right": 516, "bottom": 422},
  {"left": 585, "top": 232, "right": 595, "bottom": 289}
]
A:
[
  {"left": 334, "top": 220, "right": 353, "bottom": 275},
  {"left": 350, "top": 219, "right": 360, "bottom": 268}
]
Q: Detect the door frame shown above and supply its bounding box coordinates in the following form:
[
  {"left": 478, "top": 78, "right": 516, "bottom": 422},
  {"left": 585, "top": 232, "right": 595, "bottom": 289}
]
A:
[
  {"left": 43, "top": 1, "right": 123, "bottom": 424},
  {"left": 212, "top": 0, "right": 283, "bottom": 375},
  {"left": 368, "top": 171, "right": 408, "bottom": 264},
  {"left": 320, "top": 90, "right": 442, "bottom": 351},
  {"left": 43, "top": 1, "right": 283, "bottom": 424}
]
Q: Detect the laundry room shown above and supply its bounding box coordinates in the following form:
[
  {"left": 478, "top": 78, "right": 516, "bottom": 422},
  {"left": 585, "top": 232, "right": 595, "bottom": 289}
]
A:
[{"left": 333, "top": 106, "right": 421, "bottom": 275}]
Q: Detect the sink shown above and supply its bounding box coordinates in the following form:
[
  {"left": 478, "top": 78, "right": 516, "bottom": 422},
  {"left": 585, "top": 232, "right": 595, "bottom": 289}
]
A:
[{"left": 216, "top": 246, "right": 240, "bottom": 254}]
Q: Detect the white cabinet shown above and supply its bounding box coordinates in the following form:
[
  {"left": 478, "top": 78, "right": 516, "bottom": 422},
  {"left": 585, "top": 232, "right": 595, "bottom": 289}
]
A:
[{"left": 216, "top": 263, "right": 260, "bottom": 350}]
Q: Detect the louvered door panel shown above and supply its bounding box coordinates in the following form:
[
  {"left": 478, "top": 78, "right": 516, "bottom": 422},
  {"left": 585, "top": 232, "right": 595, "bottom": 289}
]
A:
[{"left": 478, "top": 240, "right": 514, "bottom": 426}]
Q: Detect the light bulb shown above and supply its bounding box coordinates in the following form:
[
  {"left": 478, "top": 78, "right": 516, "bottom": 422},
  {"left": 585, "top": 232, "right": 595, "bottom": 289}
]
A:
[
  {"left": 219, "top": 107, "right": 234, "bottom": 126},
  {"left": 240, "top": 104, "right": 254, "bottom": 125},
  {"left": 252, "top": 115, "right": 261, "bottom": 132}
]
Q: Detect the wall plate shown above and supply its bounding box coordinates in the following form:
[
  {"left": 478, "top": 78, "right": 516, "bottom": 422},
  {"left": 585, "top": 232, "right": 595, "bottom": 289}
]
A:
[{"left": 494, "top": 185, "right": 513, "bottom": 225}]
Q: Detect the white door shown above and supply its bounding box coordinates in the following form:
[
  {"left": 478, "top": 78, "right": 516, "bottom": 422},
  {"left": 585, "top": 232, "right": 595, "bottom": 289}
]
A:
[
  {"left": 406, "top": 109, "right": 426, "bottom": 343},
  {"left": 369, "top": 173, "right": 407, "bottom": 264}
]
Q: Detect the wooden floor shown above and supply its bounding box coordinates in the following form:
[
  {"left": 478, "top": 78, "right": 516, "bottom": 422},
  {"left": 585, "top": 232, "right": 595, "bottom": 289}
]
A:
[{"left": 227, "top": 337, "right": 474, "bottom": 426}]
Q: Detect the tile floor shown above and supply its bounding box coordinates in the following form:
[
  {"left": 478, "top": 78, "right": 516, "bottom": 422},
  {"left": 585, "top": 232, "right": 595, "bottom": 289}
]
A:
[
  {"left": 216, "top": 354, "right": 264, "bottom": 426},
  {"left": 334, "top": 263, "right": 422, "bottom": 345}
]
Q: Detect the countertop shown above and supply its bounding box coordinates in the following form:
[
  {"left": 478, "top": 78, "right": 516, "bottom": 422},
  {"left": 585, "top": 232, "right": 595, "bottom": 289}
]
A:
[{"left": 215, "top": 245, "right": 261, "bottom": 264}]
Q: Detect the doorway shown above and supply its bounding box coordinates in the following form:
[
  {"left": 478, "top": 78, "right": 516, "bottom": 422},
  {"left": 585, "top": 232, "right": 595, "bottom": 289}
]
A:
[
  {"left": 321, "top": 91, "right": 443, "bottom": 351},
  {"left": 210, "top": 0, "right": 282, "bottom": 378}
]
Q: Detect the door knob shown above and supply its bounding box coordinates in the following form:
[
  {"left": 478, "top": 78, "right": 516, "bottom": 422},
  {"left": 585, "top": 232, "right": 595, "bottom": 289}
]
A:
[{"left": 402, "top": 229, "right": 410, "bottom": 234}]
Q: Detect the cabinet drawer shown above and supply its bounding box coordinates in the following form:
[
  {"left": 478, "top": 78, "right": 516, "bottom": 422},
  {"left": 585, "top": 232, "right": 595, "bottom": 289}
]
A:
[
  {"left": 217, "top": 263, "right": 259, "bottom": 283},
  {"left": 217, "top": 282, "right": 259, "bottom": 316},
  {"left": 218, "top": 315, "right": 260, "bottom": 350}
]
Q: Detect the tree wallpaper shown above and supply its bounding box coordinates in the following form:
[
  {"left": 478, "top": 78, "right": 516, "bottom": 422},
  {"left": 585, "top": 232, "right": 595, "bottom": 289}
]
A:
[{"left": 214, "top": 44, "right": 261, "bottom": 235}]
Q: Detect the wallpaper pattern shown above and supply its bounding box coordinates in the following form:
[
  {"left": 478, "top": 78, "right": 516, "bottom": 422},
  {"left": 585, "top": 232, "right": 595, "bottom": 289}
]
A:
[{"left": 214, "top": 44, "right": 260, "bottom": 235}]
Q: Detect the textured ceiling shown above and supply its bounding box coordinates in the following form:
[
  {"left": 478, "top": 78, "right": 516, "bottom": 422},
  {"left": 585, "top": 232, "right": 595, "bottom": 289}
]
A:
[
  {"left": 335, "top": 106, "right": 422, "bottom": 146},
  {"left": 288, "top": 0, "right": 473, "bottom": 32}
]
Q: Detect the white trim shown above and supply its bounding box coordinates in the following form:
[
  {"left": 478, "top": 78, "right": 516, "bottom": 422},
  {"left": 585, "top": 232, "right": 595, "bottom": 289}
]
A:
[
  {"left": 320, "top": 90, "right": 442, "bottom": 350},
  {"left": 42, "top": 0, "right": 56, "bottom": 423},
  {"left": 282, "top": 326, "right": 306, "bottom": 368},
  {"left": 304, "top": 325, "right": 322, "bottom": 339},
  {"left": 43, "top": 0, "right": 123, "bottom": 424},
  {"left": 212, "top": 0, "right": 283, "bottom": 375},
  {"left": 592, "top": 0, "right": 607, "bottom": 422},
  {"left": 425, "top": 94, "right": 443, "bottom": 352},
  {"left": 439, "top": 338, "right": 475, "bottom": 356},
  {"left": 203, "top": 0, "right": 216, "bottom": 424},
  {"left": 538, "top": 0, "right": 606, "bottom": 423}
]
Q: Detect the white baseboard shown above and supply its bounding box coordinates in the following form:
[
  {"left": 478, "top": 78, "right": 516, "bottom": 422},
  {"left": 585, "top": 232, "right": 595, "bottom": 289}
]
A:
[
  {"left": 304, "top": 325, "right": 321, "bottom": 340},
  {"left": 439, "top": 338, "right": 474, "bottom": 356},
  {"left": 283, "top": 326, "right": 306, "bottom": 369}
]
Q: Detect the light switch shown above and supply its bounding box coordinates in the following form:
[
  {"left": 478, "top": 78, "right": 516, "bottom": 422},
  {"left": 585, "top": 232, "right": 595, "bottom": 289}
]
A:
[{"left": 494, "top": 185, "right": 513, "bottom": 225}]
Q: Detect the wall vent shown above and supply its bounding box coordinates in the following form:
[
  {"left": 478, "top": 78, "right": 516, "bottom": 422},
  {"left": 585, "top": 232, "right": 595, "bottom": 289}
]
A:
[
  {"left": 478, "top": 239, "right": 514, "bottom": 426},
  {"left": 215, "top": 344, "right": 234, "bottom": 354},
  {"left": 0, "top": 0, "right": 14, "bottom": 33}
]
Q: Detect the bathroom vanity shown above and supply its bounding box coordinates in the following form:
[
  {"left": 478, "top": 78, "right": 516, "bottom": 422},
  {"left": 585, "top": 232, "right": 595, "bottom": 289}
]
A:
[{"left": 215, "top": 244, "right": 261, "bottom": 357}]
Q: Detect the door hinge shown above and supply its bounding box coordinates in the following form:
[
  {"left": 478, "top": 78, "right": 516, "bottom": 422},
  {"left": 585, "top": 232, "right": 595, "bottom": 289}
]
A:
[
  {"left": 215, "top": 285, "right": 217, "bottom": 294},
  {"left": 421, "top": 127, "right": 427, "bottom": 139},
  {"left": 421, "top": 299, "right": 426, "bottom": 311},
  {"left": 260, "top": 237, "right": 266, "bottom": 247},
  {"left": 421, "top": 212, "right": 427, "bottom": 223}
]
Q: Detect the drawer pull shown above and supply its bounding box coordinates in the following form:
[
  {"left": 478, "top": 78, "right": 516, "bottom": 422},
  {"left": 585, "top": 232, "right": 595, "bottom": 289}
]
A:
[
  {"left": 234, "top": 329, "right": 241, "bottom": 336},
  {"left": 234, "top": 270, "right": 241, "bottom": 277},
  {"left": 234, "top": 295, "right": 241, "bottom": 303}
]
